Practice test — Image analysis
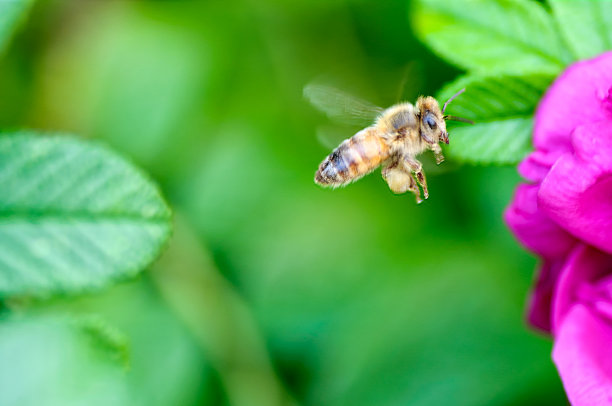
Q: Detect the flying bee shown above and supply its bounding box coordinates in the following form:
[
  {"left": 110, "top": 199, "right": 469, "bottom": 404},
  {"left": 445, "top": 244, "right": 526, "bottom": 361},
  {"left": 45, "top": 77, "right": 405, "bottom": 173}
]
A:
[{"left": 305, "top": 83, "right": 472, "bottom": 203}]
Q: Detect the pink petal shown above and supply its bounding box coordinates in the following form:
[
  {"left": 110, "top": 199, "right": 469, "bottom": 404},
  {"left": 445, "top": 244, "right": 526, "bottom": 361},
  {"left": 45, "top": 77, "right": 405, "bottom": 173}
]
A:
[
  {"left": 534, "top": 52, "right": 612, "bottom": 152},
  {"left": 518, "top": 150, "right": 563, "bottom": 183},
  {"left": 504, "top": 184, "right": 576, "bottom": 259},
  {"left": 526, "top": 259, "right": 567, "bottom": 333},
  {"left": 553, "top": 304, "right": 612, "bottom": 405},
  {"left": 571, "top": 120, "right": 612, "bottom": 171},
  {"left": 539, "top": 121, "right": 612, "bottom": 254},
  {"left": 552, "top": 244, "right": 612, "bottom": 333}
]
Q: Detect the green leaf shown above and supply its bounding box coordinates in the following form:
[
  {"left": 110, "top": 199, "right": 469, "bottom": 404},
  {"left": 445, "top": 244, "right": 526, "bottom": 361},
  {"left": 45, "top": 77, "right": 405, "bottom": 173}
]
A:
[
  {"left": 0, "top": 0, "right": 34, "bottom": 54},
  {"left": 438, "top": 73, "right": 554, "bottom": 122},
  {"left": 69, "top": 314, "right": 130, "bottom": 368},
  {"left": 30, "top": 279, "right": 212, "bottom": 406},
  {"left": 438, "top": 73, "right": 554, "bottom": 164},
  {"left": 412, "top": 0, "right": 572, "bottom": 74},
  {"left": 446, "top": 117, "right": 533, "bottom": 164},
  {"left": 0, "top": 315, "right": 133, "bottom": 406},
  {"left": 0, "top": 133, "right": 172, "bottom": 297},
  {"left": 549, "top": 0, "right": 612, "bottom": 60}
]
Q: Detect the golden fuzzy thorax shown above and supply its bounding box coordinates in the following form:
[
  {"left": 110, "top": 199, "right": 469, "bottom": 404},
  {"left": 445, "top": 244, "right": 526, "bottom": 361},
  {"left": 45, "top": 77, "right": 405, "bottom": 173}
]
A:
[{"left": 315, "top": 96, "right": 449, "bottom": 203}]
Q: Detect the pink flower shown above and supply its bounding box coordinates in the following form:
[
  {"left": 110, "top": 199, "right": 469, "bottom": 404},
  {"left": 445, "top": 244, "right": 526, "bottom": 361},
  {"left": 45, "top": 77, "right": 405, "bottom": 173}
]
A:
[
  {"left": 553, "top": 244, "right": 612, "bottom": 405},
  {"left": 505, "top": 51, "right": 612, "bottom": 404},
  {"left": 505, "top": 183, "right": 576, "bottom": 331}
]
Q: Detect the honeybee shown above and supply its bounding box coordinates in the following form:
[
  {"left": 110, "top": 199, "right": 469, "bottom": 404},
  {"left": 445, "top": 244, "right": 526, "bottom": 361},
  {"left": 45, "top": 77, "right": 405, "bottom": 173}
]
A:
[{"left": 306, "top": 84, "right": 471, "bottom": 203}]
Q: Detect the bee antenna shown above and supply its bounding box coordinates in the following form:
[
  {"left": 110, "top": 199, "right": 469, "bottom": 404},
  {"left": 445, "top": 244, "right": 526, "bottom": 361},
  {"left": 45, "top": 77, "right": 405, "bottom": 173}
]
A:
[
  {"left": 442, "top": 88, "right": 466, "bottom": 114},
  {"left": 443, "top": 115, "right": 474, "bottom": 125}
]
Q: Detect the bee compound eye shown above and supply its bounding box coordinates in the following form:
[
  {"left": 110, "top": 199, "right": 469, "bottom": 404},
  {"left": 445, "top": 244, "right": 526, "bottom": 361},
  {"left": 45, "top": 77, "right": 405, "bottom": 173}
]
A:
[{"left": 424, "top": 114, "right": 437, "bottom": 129}]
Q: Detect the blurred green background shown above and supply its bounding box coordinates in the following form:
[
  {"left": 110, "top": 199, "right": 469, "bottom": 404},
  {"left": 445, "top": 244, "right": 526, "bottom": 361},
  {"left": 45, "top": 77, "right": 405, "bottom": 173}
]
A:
[{"left": 0, "top": 0, "right": 567, "bottom": 405}]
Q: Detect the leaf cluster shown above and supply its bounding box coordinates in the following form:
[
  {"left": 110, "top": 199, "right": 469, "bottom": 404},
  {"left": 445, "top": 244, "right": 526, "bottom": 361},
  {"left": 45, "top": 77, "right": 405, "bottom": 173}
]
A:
[{"left": 412, "top": 0, "right": 612, "bottom": 164}]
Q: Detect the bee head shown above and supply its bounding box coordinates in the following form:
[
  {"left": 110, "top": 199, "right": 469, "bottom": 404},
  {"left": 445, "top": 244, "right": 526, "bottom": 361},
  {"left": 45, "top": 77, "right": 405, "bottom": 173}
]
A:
[
  {"left": 417, "top": 88, "right": 473, "bottom": 145},
  {"left": 416, "top": 96, "right": 448, "bottom": 145}
]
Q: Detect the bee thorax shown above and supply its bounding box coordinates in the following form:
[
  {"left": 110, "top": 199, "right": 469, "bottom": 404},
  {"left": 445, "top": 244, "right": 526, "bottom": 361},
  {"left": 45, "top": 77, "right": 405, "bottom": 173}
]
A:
[{"left": 378, "top": 103, "right": 418, "bottom": 133}]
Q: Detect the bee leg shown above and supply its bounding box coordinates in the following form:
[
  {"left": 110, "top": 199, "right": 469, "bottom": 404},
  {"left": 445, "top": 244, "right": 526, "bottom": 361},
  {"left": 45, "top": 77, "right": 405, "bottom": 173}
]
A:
[
  {"left": 413, "top": 170, "right": 428, "bottom": 201},
  {"left": 382, "top": 163, "right": 411, "bottom": 194},
  {"left": 403, "top": 158, "right": 428, "bottom": 201},
  {"left": 382, "top": 165, "right": 423, "bottom": 203},
  {"left": 410, "top": 176, "right": 424, "bottom": 204},
  {"left": 430, "top": 143, "right": 445, "bottom": 165}
]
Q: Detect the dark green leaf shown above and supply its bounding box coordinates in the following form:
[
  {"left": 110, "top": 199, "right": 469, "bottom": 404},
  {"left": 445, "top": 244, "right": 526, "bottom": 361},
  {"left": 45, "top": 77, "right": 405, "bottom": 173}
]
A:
[
  {"left": 412, "top": 0, "right": 572, "bottom": 74},
  {"left": 0, "top": 133, "right": 172, "bottom": 297},
  {"left": 437, "top": 73, "right": 554, "bottom": 164},
  {"left": 549, "top": 0, "right": 612, "bottom": 60}
]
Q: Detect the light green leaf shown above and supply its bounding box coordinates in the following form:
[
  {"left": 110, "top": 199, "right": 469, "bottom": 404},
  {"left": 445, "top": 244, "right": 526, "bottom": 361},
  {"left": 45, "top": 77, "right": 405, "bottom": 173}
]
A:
[
  {"left": 0, "top": 133, "right": 172, "bottom": 297},
  {"left": 0, "top": 315, "right": 133, "bottom": 406},
  {"left": 412, "top": 0, "right": 572, "bottom": 74},
  {"left": 446, "top": 117, "right": 533, "bottom": 164},
  {"left": 549, "top": 0, "right": 612, "bottom": 60},
  {"left": 0, "top": 0, "right": 34, "bottom": 54},
  {"left": 69, "top": 314, "right": 130, "bottom": 368},
  {"left": 30, "top": 279, "right": 212, "bottom": 406},
  {"left": 439, "top": 73, "right": 554, "bottom": 122},
  {"left": 438, "top": 73, "right": 554, "bottom": 164}
]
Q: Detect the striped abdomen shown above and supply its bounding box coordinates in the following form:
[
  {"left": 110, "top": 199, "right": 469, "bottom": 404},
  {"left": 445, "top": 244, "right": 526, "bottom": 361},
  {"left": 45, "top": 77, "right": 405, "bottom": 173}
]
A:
[{"left": 315, "top": 127, "right": 390, "bottom": 187}]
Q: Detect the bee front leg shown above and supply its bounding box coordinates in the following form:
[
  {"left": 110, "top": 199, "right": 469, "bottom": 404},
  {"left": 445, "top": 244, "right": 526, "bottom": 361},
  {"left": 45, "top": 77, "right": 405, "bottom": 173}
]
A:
[
  {"left": 430, "top": 143, "right": 444, "bottom": 165},
  {"left": 403, "top": 158, "right": 428, "bottom": 201}
]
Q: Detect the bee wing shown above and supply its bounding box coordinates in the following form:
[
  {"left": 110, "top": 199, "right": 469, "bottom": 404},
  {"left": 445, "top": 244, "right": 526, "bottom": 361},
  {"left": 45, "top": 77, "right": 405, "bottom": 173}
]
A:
[
  {"left": 315, "top": 124, "right": 362, "bottom": 150},
  {"left": 304, "top": 83, "right": 384, "bottom": 126}
]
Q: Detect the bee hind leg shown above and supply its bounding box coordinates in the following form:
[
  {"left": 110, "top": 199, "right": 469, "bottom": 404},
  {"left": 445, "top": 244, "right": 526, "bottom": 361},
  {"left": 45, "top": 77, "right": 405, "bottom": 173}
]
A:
[
  {"left": 382, "top": 163, "right": 425, "bottom": 203},
  {"left": 411, "top": 172, "right": 427, "bottom": 203},
  {"left": 403, "top": 158, "right": 428, "bottom": 202}
]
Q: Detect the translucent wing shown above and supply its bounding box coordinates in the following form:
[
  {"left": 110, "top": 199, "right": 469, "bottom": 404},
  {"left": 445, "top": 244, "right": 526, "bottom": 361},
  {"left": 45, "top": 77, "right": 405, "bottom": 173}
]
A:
[
  {"left": 315, "top": 124, "right": 360, "bottom": 150},
  {"left": 304, "top": 83, "right": 384, "bottom": 126}
]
